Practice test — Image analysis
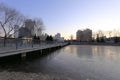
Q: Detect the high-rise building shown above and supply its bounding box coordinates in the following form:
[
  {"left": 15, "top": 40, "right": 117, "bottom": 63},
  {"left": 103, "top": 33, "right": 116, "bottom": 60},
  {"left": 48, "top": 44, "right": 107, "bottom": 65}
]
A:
[
  {"left": 76, "top": 30, "right": 82, "bottom": 41},
  {"left": 76, "top": 29, "right": 92, "bottom": 42}
]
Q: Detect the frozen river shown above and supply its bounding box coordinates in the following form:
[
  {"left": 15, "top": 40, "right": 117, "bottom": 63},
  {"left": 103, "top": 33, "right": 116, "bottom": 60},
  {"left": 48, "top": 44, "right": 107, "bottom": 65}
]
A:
[{"left": 1, "top": 45, "right": 120, "bottom": 80}]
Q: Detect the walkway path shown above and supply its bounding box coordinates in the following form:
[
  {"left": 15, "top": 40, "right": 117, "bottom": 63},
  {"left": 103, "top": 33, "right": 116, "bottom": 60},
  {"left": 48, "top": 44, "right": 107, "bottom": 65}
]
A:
[{"left": 0, "top": 42, "right": 68, "bottom": 57}]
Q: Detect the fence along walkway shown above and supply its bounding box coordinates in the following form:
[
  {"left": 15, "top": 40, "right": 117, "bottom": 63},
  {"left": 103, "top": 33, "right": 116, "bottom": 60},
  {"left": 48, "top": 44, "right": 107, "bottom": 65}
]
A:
[{"left": 0, "top": 38, "right": 67, "bottom": 57}]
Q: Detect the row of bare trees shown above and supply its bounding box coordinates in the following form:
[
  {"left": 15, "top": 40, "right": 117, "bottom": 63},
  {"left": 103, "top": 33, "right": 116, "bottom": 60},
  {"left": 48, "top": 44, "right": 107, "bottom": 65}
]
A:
[
  {"left": 92, "top": 29, "right": 120, "bottom": 43},
  {"left": 93, "top": 30, "right": 120, "bottom": 39},
  {"left": 0, "top": 3, "right": 45, "bottom": 46}
]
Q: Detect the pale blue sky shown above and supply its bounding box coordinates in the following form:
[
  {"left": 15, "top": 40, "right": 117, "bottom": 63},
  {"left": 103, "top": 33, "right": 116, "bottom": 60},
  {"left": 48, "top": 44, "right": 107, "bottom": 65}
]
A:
[{"left": 1, "top": 0, "right": 120, "bottom": 39}]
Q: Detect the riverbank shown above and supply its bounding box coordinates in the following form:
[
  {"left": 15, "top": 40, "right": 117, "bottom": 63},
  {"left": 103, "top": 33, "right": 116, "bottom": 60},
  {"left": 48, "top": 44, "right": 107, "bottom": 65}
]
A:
[
  {"left": 0, "top": 71, "right": 71, "bottom": 80},
  {"left": 70, "top": 42, "right": 120, "bottom": 46}
]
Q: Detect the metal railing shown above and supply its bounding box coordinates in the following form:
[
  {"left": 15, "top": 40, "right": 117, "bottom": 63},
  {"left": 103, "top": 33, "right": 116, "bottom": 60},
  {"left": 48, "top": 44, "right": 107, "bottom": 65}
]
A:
[{"left": 0, "top": 37, "right": 68, "bottom": 51}]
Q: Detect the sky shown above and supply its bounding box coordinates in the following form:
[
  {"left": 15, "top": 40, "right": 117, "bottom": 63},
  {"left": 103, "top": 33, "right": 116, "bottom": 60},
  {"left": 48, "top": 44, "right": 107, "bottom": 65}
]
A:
[{"left": 0, "top": 0, "right": 120, "bottom": 39}]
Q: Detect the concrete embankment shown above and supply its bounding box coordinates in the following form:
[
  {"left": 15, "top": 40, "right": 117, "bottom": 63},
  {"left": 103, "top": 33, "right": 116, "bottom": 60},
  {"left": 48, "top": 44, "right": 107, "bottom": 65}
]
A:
[{"left": 0, "top": 71, "right": 72, "bottom": 80}]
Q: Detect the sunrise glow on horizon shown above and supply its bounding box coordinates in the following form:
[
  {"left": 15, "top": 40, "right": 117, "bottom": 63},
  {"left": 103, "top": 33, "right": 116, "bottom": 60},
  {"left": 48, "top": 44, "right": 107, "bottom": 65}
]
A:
[{"left": 1, "top": 0, "right": 120, "bottom": 39}]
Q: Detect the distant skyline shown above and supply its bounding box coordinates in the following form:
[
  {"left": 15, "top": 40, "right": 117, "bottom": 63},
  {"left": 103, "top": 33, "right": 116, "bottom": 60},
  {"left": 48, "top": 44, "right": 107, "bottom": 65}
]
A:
[{"left": 1, "top": 0, "right": 120, "bottom": 39}]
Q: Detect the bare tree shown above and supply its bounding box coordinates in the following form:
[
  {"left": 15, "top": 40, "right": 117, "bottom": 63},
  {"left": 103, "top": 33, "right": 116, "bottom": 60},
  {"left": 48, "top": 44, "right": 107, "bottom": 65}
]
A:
[
  {"left": 70, "top": 35, "right": 74, "bottom": 40},
  {"left": 95, "top": 30, "right": 105, "bottom": 42},
  {"left": 0, "top": 3, "right": 25, "bottom": 46},
  {"left": 0, "top": 3, "right": 25, "bottom": 37},
  {"left": 10, "top": 15, "right": 26, "bottom": 37},
  {"left": 92, "top": 32, "right": 97, "bottom": 40},
  {"left": 113, "top": 29, "right": 120, "bottom": 37},
  {"left": 118, "top": 30, "right": 120, "bottom": 37},
  {"left": 97, "top": 30, "right": 104, "bottom": 38},
  {"left": 107, "top": 31, "right": 111, "bottom": 38},
  {"left": 34, "top": 18, "right": 45, "bottom": 37}
]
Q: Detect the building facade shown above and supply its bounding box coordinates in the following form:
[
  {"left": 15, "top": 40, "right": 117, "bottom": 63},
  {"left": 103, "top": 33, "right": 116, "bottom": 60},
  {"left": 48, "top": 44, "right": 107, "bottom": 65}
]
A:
[
  {"left": 14, "top": 25, "right": 19, "bottom": 38},
  {"left": 76, "top": 29, "right": 92, "bottom": 42},
  {"left": 25, "top": 19, "right": 36, "bottom": 36},
  {"left": 19, "top": 27, "right": 32, "bottom": 38},
  {"left": 18, "top": 19, "right": 36, "bottom": 38}
]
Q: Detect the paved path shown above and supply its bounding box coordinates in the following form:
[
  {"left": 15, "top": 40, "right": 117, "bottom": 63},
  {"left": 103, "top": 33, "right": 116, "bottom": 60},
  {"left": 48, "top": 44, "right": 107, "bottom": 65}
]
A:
[{"left": 0, "top": 43, "right": 68, "bottom": 57}]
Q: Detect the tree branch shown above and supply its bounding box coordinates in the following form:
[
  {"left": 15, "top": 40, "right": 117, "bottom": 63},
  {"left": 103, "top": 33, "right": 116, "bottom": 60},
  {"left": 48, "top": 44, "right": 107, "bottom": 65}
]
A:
[{"left": 0, "top": 21, "right": 7, "bottom": 37}]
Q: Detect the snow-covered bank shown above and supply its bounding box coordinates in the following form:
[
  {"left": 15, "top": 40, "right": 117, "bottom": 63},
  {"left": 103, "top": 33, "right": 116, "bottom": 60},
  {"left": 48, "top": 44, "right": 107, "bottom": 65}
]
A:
[{"left": 0, "top": 71, "right": 72, "bottom": 80}]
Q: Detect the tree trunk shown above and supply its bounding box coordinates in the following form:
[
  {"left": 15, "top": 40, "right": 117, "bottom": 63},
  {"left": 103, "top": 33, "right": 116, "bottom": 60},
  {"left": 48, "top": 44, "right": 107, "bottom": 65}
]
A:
[{"left": 3, "top": 35, "right": 6, "bottom": 47}]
